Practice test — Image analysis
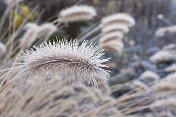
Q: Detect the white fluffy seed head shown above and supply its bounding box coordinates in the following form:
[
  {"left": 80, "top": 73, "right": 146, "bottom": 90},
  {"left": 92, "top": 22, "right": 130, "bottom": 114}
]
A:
[
  {"left": 99, "top": 32, "right": 123, "bottom": 43},
  {"left": 102, "top": 24, "right": 129, "bottom": 34},
  {"left": 163, "top": 44, "right": 176, "bottom": 50},
  {"left": 24, "top": 23, "right": 39, "bottom": 30},
  {"left": 140, "top": 70, "right": 159, "bottom": 82},
  {"left": 18, "top": 39, "right": 110, "bottom": 87},
  {"left": 150, "top": 97, "right": 176, "bottom": 111},
  {"left": 20, "top": 28, "right": 39, "bottom": 48},
  {"left": 152, "top": 73, "right": 176, "bottom": 93},
  {"left": 165, "top": 64, "right": 176, "bottom": 72},
  {"left": 20, "top": 23, "right": 40, "bottom": 48},
  {"left": 59, "top": 5, "right": 97, "bottom": 23},
  {"left": 101, "top": 13, "right": 135, "bottom": 28},
  {"left": 150, "top": 50, "right": 176, "bottom": 63},
  {"left": 131, "top": 80, "right": 148, "bottom": 91},
  {"left": 0, "top": 42, "right": 7, "bottom": 54},
  {"left": 99, "top": 40, "right": 124, "bottom": 54},
  {"left": 155, "top": 25, "right": 176, "bottom": 37}
]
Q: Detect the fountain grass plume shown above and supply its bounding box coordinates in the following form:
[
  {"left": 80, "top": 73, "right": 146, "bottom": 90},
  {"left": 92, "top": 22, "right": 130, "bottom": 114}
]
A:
[
  {"left": 99, "top": 40, "right": 124, "bottom": 54},
  {"left": 59, "top": 5, "right": 97, "bottom": 23},
  {"left": 101, "top": 13, "right": 135, "bottom": 28},
  {"left": 0, "top": 39, "right": 110, "bottom": 90}
]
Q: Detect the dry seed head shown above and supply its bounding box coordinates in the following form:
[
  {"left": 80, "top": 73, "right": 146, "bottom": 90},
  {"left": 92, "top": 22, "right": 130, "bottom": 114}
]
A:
[
  {"left": 131, "top": 80, "right": 148, "bottom": 91},
  {"left": 38, "top": 23, "right": 57, "bottom": 37},
  {"left": 163, "top": 72, "right": 176, "bottom": 80},
  {"left": 101, "top": 13, "right": 135, "bottom": 27},
  {"left": 152, "top": 80, "right": 176, "bottom": 93},
  {"left": 140, "top": 70, "right": 159, "bottom": 82},
  {"left": 165, "top": 64, "right": 176, "bottom": 72},
  {"left": 59, "top": 5, "right": 97, "bottom": 23},
  {"left": 163, "top": 43, "right": 176, "bottom": 50},
  {"left": 0, "top": 42, "right": 7, "bottom": 54},
  {"left": 150, "top": 50, "right": 176, "bottom": 63},
  {"left": 100, "top": 32, "right": 123, "bottom": 43},
  {"left": 20, "top": 23, "right": 40, "bottom": 48},
  {"left": 155, "top": 25, "right": 176, "bottom": 37},
  {"left": 18, "top": 39, "right": 110, "bottom": 87},
  {"left": 102, "top": 24, "right": 129, "bottom": 34},
  {"left": 24, "top": 23, "right": 39, "bottom": 30},
  {"left": 152, "top": 73, "right": 176, "bottom": 93},
  {"left": 20, "top": 29, "right": 39, "bottom": 48},
  {"left": 99, "top": 40, "right": 124, "bottom": 54},
  {"left": 150, "top": 97, "right": 176, "bottom": 111}
]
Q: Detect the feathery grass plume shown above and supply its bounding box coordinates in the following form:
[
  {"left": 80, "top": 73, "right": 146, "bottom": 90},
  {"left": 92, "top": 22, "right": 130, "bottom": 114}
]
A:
[
  {"left": 149, "top": 50, "right": 176, "bottom": 63},
  {"left": 165, "top": 64, "right": 176, "bottom": 72},
  {"left": 152, "top": 73, "right": 176, "bottom": 93},
  {"left": 99, "top": 40, "right": 124, "bottom": 54},
  {"left": 0, "top": 42, "right": 7, "bottom": 54},
  {"left": 37, "top": 23, "right": 57, "bottom": 37},
  {"left": 99, "top": 32, "right": 123, "bottom": 43},
  {"left": 140, "top": 70, "right": 159, "bottom": 82},
  {"left": 150, "top": 97, "right": 176, "bottom": 111},
  {"left": 102, "top": 24, "right": 129, "bottom": 34},
  {"left": 155, "top": 25, "right": 176, "bottom": 37},
  {"left": 101, "top": 13, "right": 135, "bottom": 28},
  {"left": 131, "top": 80, "right": 148, "bottom": 91},
  {"left": 59, "top": 5, "right": 97, "bottom": 23},
  {"left": 24, "top": 22, "right": 39, "bottom": 30},
  {"left": 163, "top": 43, "right": 176, "bottom": 50},
  {"left": 20, "top": 23, "right": 40, "bottom": 48},
  {"left": 2, "top": 39, "right": 110, "bottom": 88}
]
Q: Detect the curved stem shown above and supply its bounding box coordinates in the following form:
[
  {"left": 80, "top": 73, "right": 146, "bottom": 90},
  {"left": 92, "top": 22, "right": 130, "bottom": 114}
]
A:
[
  {"left": 79, "top": 25, "right": 101, "bottom": 43},
  {"left": 0, "top": 68, "right": 27, "bottom": 94}
]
